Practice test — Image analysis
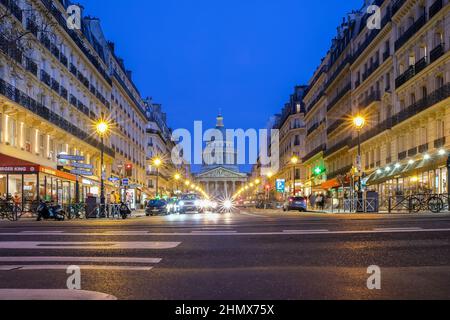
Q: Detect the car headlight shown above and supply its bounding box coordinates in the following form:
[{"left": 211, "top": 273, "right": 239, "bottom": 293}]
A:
[
  {"left": 179, "top": 201, "right": 185, "bottom": 207},
  {"left": 223, "top": 200, "right": 233, "bottom": 209},
  {"left": 210, "top": 201, "right": 218, "bottom": 209},
  {"left": 195, "top": 200, "right": 201, "bottom": 207}
]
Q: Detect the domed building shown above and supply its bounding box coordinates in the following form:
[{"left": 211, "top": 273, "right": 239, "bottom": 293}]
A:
[{"left": 195, "top": 113, "right": 248, "bottom": 198}]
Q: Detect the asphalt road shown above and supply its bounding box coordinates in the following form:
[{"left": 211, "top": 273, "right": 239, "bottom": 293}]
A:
[{"left": 0, "top": 210, "right": 449, "bottom": 300}]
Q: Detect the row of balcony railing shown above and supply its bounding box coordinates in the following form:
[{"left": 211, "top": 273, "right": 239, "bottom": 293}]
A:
[
  {"left": 0, "top": 78, "right": 115, "bottom": 157},
  {"left": 39, "top": 0, "right": 112, "bottom": 85},
  {"left": 305, "top": 0, "right": 444, "bottom": 115},
  {"left": 327, "top": 83, "right": 351, "bottom": 112},
  {"left": 313, "top": 83, "right": 450, "bottom": 161},
  {"left": 0, "top": 3, "right": 111, "bottom": 114},
  {"left": 395, "top": 43, "right": 446, "bottom": 89}
]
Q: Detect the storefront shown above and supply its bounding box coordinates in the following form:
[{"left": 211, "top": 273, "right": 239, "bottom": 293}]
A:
[
  {"left": 366, "top": 157, "right": 448, "bottom": 204},
  {"left": 0, "top": 154, "right": 77, "bottom": 208}
]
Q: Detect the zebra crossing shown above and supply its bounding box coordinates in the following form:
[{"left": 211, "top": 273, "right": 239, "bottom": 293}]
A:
[{"left": 0, "top": 231, "right": 182, "bottom": 272}]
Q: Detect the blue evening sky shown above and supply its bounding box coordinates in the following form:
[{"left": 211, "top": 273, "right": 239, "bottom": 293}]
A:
[
  {"left": 82, "top": 0, "right": 362, "bottom": 131},
  {"left": 82, "top": 0, "right": 363, "bottom": 172}
]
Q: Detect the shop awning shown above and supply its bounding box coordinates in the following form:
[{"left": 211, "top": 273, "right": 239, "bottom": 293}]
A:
[
  {"left": 0, "top": 153, "right": 76, "bottom": 181},
  {"left": 0, "top": 154, "right": 40, "bottom": 173},
  {"left": 366, "top": 157, "right": 447, "bottom": 186},
  {"left": 321, "top": 179, "right": 341, "bottom": 190}
]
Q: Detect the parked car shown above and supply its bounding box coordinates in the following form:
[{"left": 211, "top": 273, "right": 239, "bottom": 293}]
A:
[
  {"left": 146, "top": 199, "right": 169, "bottom": 216},
  {"left": 283, "top": 197, "right": 308, "bottom": 212},
  {"left": 178, "top": 194, "right": 204, "bottom": 214}
]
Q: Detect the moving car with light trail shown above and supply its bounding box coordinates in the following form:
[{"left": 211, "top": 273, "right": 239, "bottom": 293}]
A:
[{"left": 178, "top": 194, "right": 204, "bottom": 214}]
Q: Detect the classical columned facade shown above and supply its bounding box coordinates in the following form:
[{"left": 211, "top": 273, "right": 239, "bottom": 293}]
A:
[{"left": 195, "top": 167, "right": 248, "bottom": 198}]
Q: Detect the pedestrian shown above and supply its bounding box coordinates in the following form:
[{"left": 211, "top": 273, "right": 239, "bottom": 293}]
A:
[
  {"left": 110, "top": 191, "right": 116, "bottom": 205},
  {"left": 115, "top": 191, "right": 121, "bottom": 204},
  {"left": 13, "top": 193, "right": 21, "bottom": 206},
  {"left": 309, "top": 193, "right": 316, "bottom": 210},
  {"left": 317, "top": 193, "right": 324, "bottom": 211}
]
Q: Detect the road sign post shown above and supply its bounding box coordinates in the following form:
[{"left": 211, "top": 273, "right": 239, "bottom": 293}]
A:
[{"left": 276, "top": 179, "right": 286, "bottom": 194}]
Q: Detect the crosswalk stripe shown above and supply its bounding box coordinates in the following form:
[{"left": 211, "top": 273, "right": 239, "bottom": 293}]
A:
[
  {"left": 0, "top": 265, "right": 154, "bottom": 271},
  {"left": 0, "top": 241, "right": 181, "bottom": 250},
  {"left": 0, "top": 257, "right": 162, "bottom": 264}
]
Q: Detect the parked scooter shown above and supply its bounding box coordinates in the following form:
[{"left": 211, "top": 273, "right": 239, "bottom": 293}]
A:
[
  {"left": 119, "top": 202, "right": 131, "bottom": 220},
  {"left": 36, "top": 201, "right": 65, "bottom": 221}
]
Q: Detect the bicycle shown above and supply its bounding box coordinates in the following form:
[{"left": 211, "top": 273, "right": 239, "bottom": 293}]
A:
[
  {"left": 67, "top": 203, "right": 86, "bottom": 220},
  {"left": 0, "top": 200, "right": 23, "bottom": 221},
  {"left": 410, "top": 195, "right": 444, "bottom": 214}
]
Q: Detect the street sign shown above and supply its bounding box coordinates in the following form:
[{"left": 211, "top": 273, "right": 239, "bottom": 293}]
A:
[
  {"left": 70, "top": 169, "right": 94, "bottom": 176},
  {"left": 276, "top": 179, "right": 286, "bottom": 193},
  {"left": 108, "top": 177, "right": 120, "bottom": 182},
  {"left": 128, "top": 184, "right": 141, "bottom": 189},
  {"left": 356, "top": 155, "right": 362, "bottom": 172},
  {"left": 122, "top": 178, "right": 129, "bottom": 186},
  {"left": 71, "top": 162, "right": 94, "bottom": 170},
  {"left": 58, "top": 154, "right": 85, "bottom": 162}
]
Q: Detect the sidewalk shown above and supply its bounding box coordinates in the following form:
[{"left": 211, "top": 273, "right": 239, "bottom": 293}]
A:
[{"left": 243, "top": 207, "right": 450, "bottom": 217}]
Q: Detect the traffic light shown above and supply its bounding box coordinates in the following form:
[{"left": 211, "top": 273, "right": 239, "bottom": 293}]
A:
[
  {"left": 265, "top": 184, "right": 271, "bottom": 191},
  {"left": 125, "top": 164, "right": 133, "bottom": 177}
]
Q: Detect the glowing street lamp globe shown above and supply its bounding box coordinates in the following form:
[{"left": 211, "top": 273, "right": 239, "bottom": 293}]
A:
[
  {"left": 96, "top": 121, "right": 109, "bottom": 136},
  {"left": 353, "top": 115, "right": 366, "bottom": 130}
]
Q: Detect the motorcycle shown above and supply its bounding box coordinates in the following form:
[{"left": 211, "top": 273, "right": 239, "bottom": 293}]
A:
[
  {"left": 119, "top": 202, "right": 131, "bottom": 220},
  {"left": 36, "top": 201, "right": 65, "bottom": 221}
]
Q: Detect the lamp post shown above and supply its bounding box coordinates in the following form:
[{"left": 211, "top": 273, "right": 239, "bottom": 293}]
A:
[
  {"left": 153, "top": 158, "right": 162, "bottom": 198},
  {"left": 353, "top": 115, "right": 366, "bottom": 211},
  {"left": 291, "top": 156, "right": 299, "bottom": 196},
  {"left": 447, "top": 154, "right": 450, "bottom": 211},
  {"left": 95, "top": 120, "right": 109, "bottom": 218},
  {"left": 174, "top": 173, "right": 181, "bottom": 195}
]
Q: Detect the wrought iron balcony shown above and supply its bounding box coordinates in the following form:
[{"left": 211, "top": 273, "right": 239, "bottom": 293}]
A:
[
  {"left": 429, "top": 0, "right": 443, "bottom": 20},
  {"left": 303, "top": 144, "right": 326, "bottom": 163},
  {"left": 359, "top": 90, "right": 381, "bottom": 110},
  {"left": 327, "top": 83, "right": 351, "bottom": 112},
  {"left": 418, "top": 143, "right": 429, "bottom": 154},
  {"left": 26, "top": 19, "right": 38, "bottom": 37},
  {"left": 40, "top": 70, "right": 51, "bottom": 87},
  {"left": 25, "top": 58, "right": 37, "bottom": 76},
  {"left": 395, "top": 14, "right": 427, "bottom": 52},
  {"left": 430, "top": 43, "right": 445, "bottom": 64},
  {"left": 434, "top": 137, "right": 446, "bottom": 149},
  {"left": 324, "top": 137, "right": 352, "bottom": 158},
  {"left": 0, "top": 78, "right": 115, "bottom": 157}
]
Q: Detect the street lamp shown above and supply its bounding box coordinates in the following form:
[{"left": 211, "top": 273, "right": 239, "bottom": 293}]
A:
[
  {"left": 353, "top": 115, "right": 366, "bottom": 209},
  {"left": 95, "top": 119, "right": 110, "bottom": 217},
  {"left": 291, "top": 156, "right": 299, "bottom": 196},
  {"left": 153, "top": 157, "right": 162, "bottom": 198},
  {"left": 174, "top": 173, "right": 181, "bottom": 194}
]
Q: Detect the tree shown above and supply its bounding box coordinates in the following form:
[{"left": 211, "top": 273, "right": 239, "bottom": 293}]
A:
[{"left": 0, "top": 0, "right": 58, "bottom": 75}]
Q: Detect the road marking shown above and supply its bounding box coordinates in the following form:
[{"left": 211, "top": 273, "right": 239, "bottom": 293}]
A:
[
  {"left": 21, "top": 231, "right": 64, "bottom": 234},
  {"left": 0, "top": 289, "right": 117, "bottom": 300},
  {"left": 0, "top": 241, "right": 181, "bottom": 250},
  {"left": 192, "top": 230, "right": 237, "bottom": 234},
  {"left": 0, "top": 256, "right": 162, "bottom": 264},
  {"left": 1, "top": 228, "right": 450, "bottom": 237},
  {"left": 238, "top": 211, "right": 265, "bottom": 217},
  {"left": 0, "top": 265, "right": 154, "bottom": 271},
  {"left": 374, "top": 227, "right": 423, "bottom": 231},
  {"left": 283, "top": 229, "right": 329, "bottom": 233},
  {"left": 0, "top": 266, "right": 20, "bottom": 271}
]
